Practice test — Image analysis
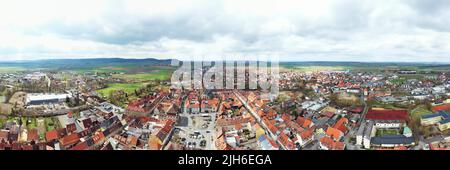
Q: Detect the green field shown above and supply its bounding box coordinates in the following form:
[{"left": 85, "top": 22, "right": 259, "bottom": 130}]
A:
[
  {"left": 285, "top": 66, "right": 348, "bottom": 72},
  {"left": 113, "top": 69, "right": 173, "bottom": 82},
  {"left": 97, "top": 83, "right": 143, "bottom": 97},
  {"left": 376, "top": 129, "right": 400, "bottom": 137},
  {"left": 0, "top": 67, "right": 26, "bottom": 73}
]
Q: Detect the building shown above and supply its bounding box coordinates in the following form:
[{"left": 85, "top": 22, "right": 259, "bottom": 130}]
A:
[
  {"left": 438, "top": 119, "right": 450, "bottom": 131},
  {"left": 366, "top": 108, "right": 409, "bottom": 128},
  {"left": 26, "top": 93, "right": 72, "bottom": 106},
  {"left": 319, "top": 137, "right": 345, "bottom": 150},
  {"left": 420, "top": 111, "right": 450, "bottom": 129},
  {"left": 370, "top": 135, "right": 415, "bottom": 148},
  {"left": 363, "top": 121, "right": 375, "bottom": 149},
  {"left": 356, "top": 122, "right": 366, "bottom": 146},
  {"left": 258, "top": 135, "right": 279, "bottom": 150}
]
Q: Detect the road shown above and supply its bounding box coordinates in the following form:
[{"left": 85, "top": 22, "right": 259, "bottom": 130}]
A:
[
  {"left": 233, "top": 91, "right": 288, "bottom": 150},
  {"left": 345, "top": 92, "right": 368, "bottom": 150}
]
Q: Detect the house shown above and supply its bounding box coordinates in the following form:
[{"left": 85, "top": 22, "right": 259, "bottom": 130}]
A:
[
  {"left": 438, "top": 119, "right": 450, "bottom": 131},
  {"left": 296, "top": 117, "right": 314, "bottom": 128},
  {"left": 326, "top": 127, "right": 344, "bottom": 141},
  {"left": 70, "top": 141, "right": 89, "bottom": 150},
  {"left": 201, "top": 99, "right": 220, "bottom": 113},
  {"left": 27, "top": 129, "right": 39, "bottom": 142},
  {"left": 278, "top": 133, "right": 295, "bottom": 150},
  {"left": 319, "top": 137, "right": 345, "bottom": 150},
  {"left": 59, "top": 133, "right": 80, "bottom": 149},
  {"left": 0, "top": 130, "right": 9, "bottom": 142},
  {"left": 155, "top": 119, "right": 175, "bottom": 148},
  {"left": 333, "top": 117, "right": 348, "bottom": 134},
  {"left": 258, "top": 135, "right": 279, "bottom": 150},
  {"left": 188, "top": 102, "right": 200, "bottom": 114},
  {"left": 296, "top": 129, "right": 314, "bottom": 147},
  {"left": 66, "top": 123, "right": 77, "bottom": 134}
]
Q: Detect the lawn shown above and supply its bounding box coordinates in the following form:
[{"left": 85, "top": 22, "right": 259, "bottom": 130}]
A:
[
  {"left": 376, "top": 129, "right": 400, "bottom": 137},
  {"left": 97, "top": 83, "right": 143, "bottom": 97},
  {"left": 390, "top": 78, "right": 407, "bottom": 85}
]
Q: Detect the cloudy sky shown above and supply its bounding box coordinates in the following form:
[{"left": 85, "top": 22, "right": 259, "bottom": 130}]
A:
[{"left": 0, "top": 0, "right": 449, "bottom": 62}]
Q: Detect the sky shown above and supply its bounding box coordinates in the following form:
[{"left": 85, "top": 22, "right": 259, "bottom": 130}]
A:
[{"left": 0, "top": 0, "right": 449, "bottom": 62}]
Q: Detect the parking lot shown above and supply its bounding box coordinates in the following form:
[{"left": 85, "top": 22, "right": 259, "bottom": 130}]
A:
[{"left": 176, "top": 111, "right": 217, "bottom": 150}]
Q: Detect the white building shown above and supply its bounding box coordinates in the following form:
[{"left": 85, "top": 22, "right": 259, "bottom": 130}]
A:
[{"left": 26, "top": 93, "right": 72, "bottom": 105}]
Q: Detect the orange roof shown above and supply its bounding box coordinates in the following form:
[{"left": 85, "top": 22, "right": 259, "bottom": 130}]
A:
[
  {"left": 267, "top": 109, "right": 277, "bottom": 118},
  {"left": 46, "top": 130, "right": 59, "bottom": 141},
  {"left": 432, "top": 104, "right": 450, "bottom": 112},
  {"left": 326, "top": 127, "right": 343, "bottom": 141},
  {"left": 296, "top": 117, "right": 313, "bottom": 128},
  {"left": 258, "top": 110, "right": 265, "bottom": 117},
  {"left": 70, "top": 141, "right": 89, "bottom": 150},
  {"left": 278, "top": 133, "right": 295, "bottom": 150},
  {"left": 27, "top": 129, "right": 39, "bottom": 142},
  {"left": 267, "top": 123, "right": 279, "bottom": 135},
  {"left": 281, "top": 114, "right": 291, "bottom": 122},
  {"left": 320, "top": 137, "right": 345, "bottom": 150},
  {"left": 300, "top": 129, "right": 313, "bottom": 140},
  {"left": 92, "top": 132, "right": 105, "bottom": 144},
  {"left": 60, "top": 133, "right": 80, "bottom": 147},
  {"left": 127, "top": 135, "right": 138, "bottom": 147},
  {"left": 235, "top": 123, "right": 243, "bottom": 130},
  {"left": 333, "top": 117, "right": 348, "bottom": 134}
]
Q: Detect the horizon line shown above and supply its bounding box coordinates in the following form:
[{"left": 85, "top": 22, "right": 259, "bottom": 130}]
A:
[{"left": 0, "top": 57, "right": 449, "bottom": 65}]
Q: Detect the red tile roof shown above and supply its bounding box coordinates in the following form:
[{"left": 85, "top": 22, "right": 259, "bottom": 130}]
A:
[
  {"left": 333, "top": 117, "right": 348, "bottom": 134},
  {"left": 296, "top": 117, "right": 313, "bottom": 128},
  {"left": 320, "top": 137, "right": 345, "bottom": 150},
  {"left": 366, "top": 109, "right": 408, "bottom": 121},
  {"left": 70, "top": 141, "right": 89, "bottom": 150},
  {"left": 326, "top": 127, "right": 343, "bottom": 141},
  {"left": 432, "top": 104, "right": 450, "bottom": 112},
  {"left": 300, "top": 129, "right": 313, "bottom": 140},
  {"left": 60, "top": 133, "right": 80, "bottom": 147},
  {"left": 45, "top": 130, "right": 59, "bottom": 141},
  {"left": 27, "top": 129, "right": 39, "bottom": 142},
  {"left": 278, "top": 133, "right": 295, "bottom": 150},
  {"left": 66, "top": 123, "right": 77, "bottom": 133},
  {"left": 92, "top": 132, "right": 105, "bottom": 144}
]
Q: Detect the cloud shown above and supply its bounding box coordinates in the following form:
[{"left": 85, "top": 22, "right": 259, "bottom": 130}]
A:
[{"left": 0, "top": 0, "right": 449, "bottom": 62}]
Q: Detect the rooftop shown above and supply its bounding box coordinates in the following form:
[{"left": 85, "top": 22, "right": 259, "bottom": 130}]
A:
[{"left": 366, "top": 109, "right": 408, "bottom": 121}]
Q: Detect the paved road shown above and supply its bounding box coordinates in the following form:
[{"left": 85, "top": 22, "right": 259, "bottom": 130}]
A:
[{"left": 233, "top": 91, "right": 288, "bottom": 150}]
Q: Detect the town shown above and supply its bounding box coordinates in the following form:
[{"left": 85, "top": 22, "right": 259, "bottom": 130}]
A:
[{"left": 0, "top": 60, "right": 449, "bottom": 150}]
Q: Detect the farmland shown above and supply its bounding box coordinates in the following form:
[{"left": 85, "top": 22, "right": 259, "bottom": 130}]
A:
[
  {"left": 97, "top": 83, "right": 143, "bottom": 97},
  {"left": 0, "top": 67, "right": 26, "bottom": 73}
]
